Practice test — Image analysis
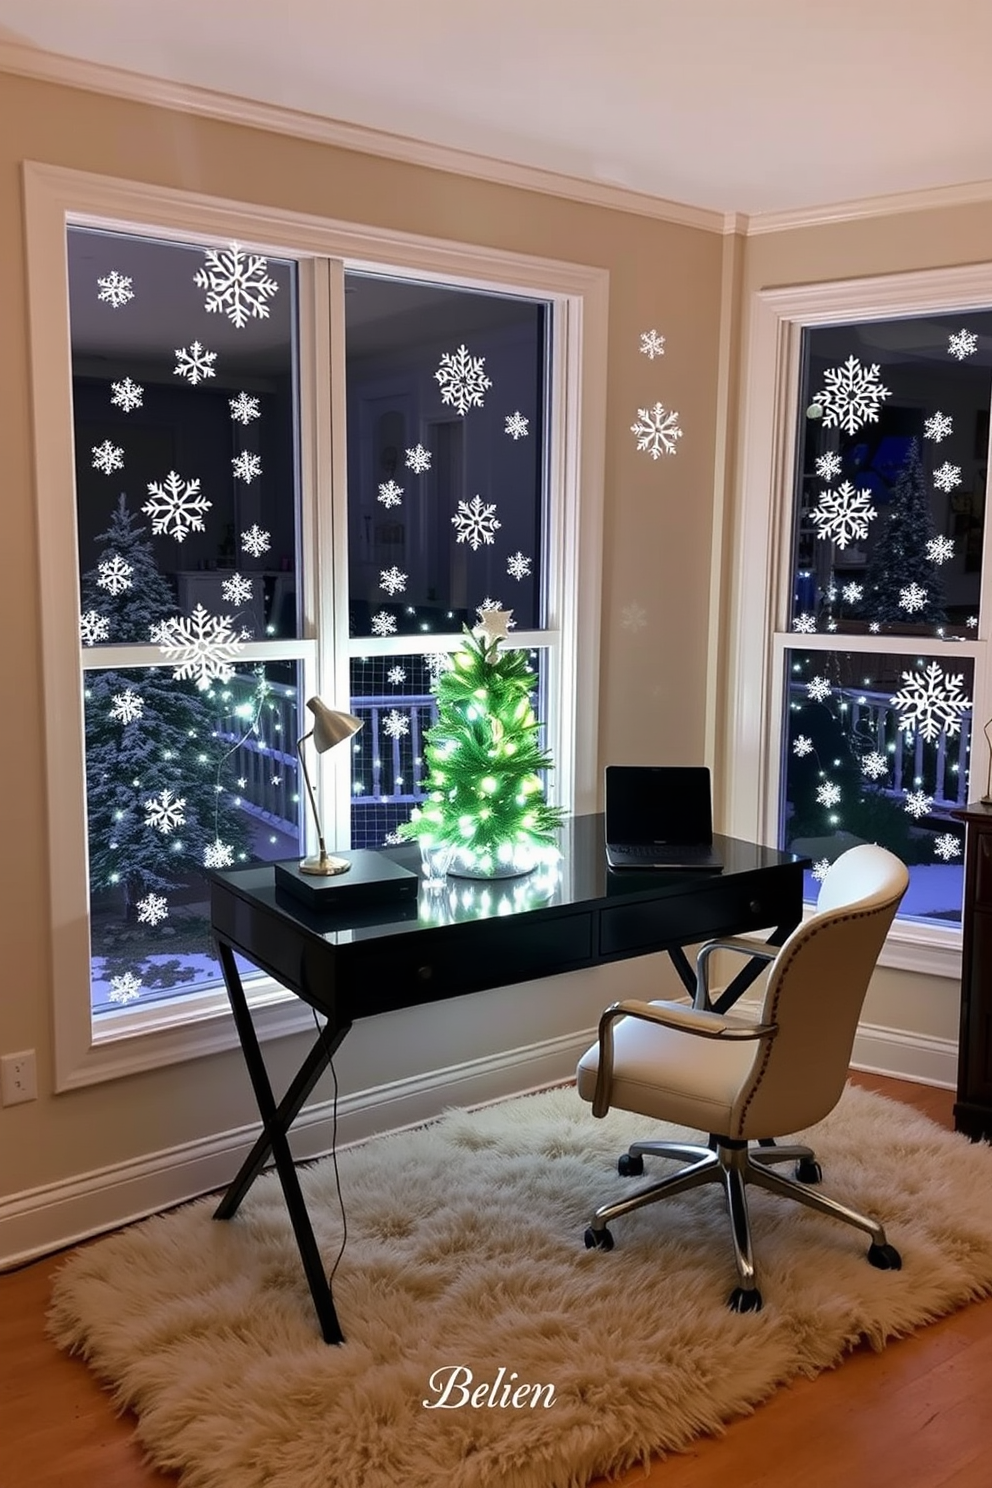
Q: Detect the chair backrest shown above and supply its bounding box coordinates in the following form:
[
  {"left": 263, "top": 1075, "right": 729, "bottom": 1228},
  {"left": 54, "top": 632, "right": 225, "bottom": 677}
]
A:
[{"left": 731, "top": 844, "right": 909, "bottom": 1140}]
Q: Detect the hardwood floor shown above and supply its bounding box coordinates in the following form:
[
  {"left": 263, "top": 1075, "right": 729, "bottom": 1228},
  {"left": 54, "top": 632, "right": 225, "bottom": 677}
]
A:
[{"left": 1, "top": 1073, "right": 988, "bottom": 1488}]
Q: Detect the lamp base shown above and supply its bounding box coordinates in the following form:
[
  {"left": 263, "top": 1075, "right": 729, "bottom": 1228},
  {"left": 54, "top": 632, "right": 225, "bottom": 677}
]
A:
[{"left": 298, "top": 853, "right": 352, "bottom": 877}]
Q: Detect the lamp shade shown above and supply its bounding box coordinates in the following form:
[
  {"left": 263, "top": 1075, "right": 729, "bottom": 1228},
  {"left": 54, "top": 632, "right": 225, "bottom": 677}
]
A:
[{"left": 307, "top": 698, "right": 363, "bottom": 753}]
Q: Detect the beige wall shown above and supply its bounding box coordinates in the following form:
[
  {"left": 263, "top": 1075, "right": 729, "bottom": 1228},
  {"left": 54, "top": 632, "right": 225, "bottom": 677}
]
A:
[{"left": 0, "top": 70, "right": 725, "bottom": 1211}]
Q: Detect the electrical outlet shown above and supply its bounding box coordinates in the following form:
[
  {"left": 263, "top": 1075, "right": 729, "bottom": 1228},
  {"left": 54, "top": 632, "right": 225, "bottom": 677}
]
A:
[{"left": 1, "top": 1050, "right": 37, "bottom": 1106}]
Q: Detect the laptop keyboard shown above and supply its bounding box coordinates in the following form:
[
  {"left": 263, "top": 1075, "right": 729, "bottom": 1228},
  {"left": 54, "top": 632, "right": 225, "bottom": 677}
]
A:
[{"left": 618, "top": 844, "right": 714, "bottom": 862}]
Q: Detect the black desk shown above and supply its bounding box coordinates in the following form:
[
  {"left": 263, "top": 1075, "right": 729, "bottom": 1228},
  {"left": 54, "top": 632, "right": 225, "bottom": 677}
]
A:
[{"left": 209, "top": 812, "right": 805, "bottom": 1341}]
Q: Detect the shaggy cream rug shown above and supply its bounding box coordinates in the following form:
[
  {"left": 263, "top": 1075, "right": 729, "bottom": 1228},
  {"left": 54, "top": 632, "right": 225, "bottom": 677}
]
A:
[{"left": 49, "top": 1083, "right": 992, "bottom": 1488}]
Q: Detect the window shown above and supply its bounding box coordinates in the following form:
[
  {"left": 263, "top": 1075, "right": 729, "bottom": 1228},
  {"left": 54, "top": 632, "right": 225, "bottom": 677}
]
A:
[
  {"left": 25, "top": 164, "right": 606, "bottom": 1088},
  {"left": 731, "top": 270, "right": 992, "bottom": 974}
]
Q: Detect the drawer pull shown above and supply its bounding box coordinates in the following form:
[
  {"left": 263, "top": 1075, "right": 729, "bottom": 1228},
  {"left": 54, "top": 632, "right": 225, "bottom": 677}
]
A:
[
  {"left": 417, "top": 965, "right": 433, "bottom": 982},
  {"left": 749, "top": 900, "right": 762, "bottom": 915}
]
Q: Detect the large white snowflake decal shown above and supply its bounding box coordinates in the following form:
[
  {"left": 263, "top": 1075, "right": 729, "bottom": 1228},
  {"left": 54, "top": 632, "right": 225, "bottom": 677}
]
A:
[
  {"left": 144, "top": 788, "right": 187, "bottom": 835},
  {"left": 109, "top": 688, "right": 143, "bottom": 725},
  {"left": 232, "top": 451, "right": 262, "bottom": 483},
  {"left": 157, "top": 604, "right": 245, "bottom": 690},
  {"left": 222, "top": 573, "right": 253, "bottom": 606},
  {"left": 136, "top": 893, "right": 168, "bottom": 926},
  {"left": 932, "top": 462, "right": 962, "bottom": 493},
  {"left": 370, "top": 610, "right": 397, "bottom": 637},
  {"left": 204, "top": 840, "right": 235, "bottom": 869},
  {"left": 504, "top": 411, "right": 529, "bottom": 440},
  {"left": 379, "top": 565, "right": 408, "bottom": 595},
  {"left": 806, "top": 675, "right": 832, "bottom": 702},
  {"left": 378, "top": 480, "right": 404, "bottom": 508},
  {"left": 898, "top": 582, "right": 928, "bottom": 614},
  {"left": 792, "top": 613, "right": 817, "bottom": 634},
  {"left": 241, "top": 525, "right": 271, "bottom": 558},
  {"left": 80, "top": 610, "right": 110, "bottom": 645},
  {"left": 948, "top": 328, "right": 978, "bottom": 360},
  {"left": 229, "top": 391, "right": 261, "bottom": 425},
  {"left": 435, "top": 344, "right": 492, "bottom": 415},
  {"left": 924, "top": 411, "right": 953, "bottom": 442},
  {"left": 110, "top": 377, "right": 144, "bottom": 413},
  {"left": 174, "top": 341, "right": 217, "bottom": 385},
  {"left": 793, "top": 735, "right": 813, "bottom": 757},
  {"left": 143, "top": 471, "right": 211, "bottom": 542},
  {"left": 639, "top": 328, "right": 666, "bottom": 360},
  {"left": 934, "top": 833, "right": 962, "bottom": 861},
  {"left": 814, "top": 451, "right": 843, "bottom": 480},
  {"left": 194, "top": 242, "right": 279, "bottom": 328},
  {"left": 405, "top": 444, "right": 432, "bottom": 473},
  {"left": 91, "top": 440, "right": 124, "bottom": 475},
  {"left": 631, "top": 402, "right": 682, "bottom": 459},
  {"left": 621, "top": 601, "right": 647, "bottom": 632},
  {"left": 382, "top": 708, "right": 410, "bottom": 739},
  {"left": 451, "top": 495, "right": 501, "bottom": 549},
  {"left": 903, "top": 789, "right": 934, "bottom": 819},
  {"left": 811, "top": 356, "right": 891, "bottom": 435},
  {"left": 96, "top": 554, "right": 133, "bottom": 596},
  {"left": 890, "top": 662, "right": 971, "bottom": 742},
  {"left": 926, "top": 535, "right": 955, "bottom": 565},
  {"left": 507, "top": 551, "right": 532, "bottom": 581},
  {"left": 96, "top": 270, "right": 134, "bottom": 308},
  {"left": 816, "top": 781, "right": 841, "bottom": 808},
  {"left": 108, "top": 972, "right": 142, "bottom": 1005},
  {"left": 809, "top": 481, "right": 877, "bottom": 549},
  {"left": 861, "top": 751, "right": 889, "bottom": 779}
]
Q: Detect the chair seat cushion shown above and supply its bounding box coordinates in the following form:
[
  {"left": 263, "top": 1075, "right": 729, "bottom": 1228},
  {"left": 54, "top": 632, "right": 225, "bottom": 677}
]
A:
[{"left": 576, "top": 1001, "right": 761, "bottom": 1134}]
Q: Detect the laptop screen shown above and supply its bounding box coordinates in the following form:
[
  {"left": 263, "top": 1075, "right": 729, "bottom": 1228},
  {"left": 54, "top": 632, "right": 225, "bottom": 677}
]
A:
[{"left": 605, "top": 765, "right": 714, "bottom": 846}]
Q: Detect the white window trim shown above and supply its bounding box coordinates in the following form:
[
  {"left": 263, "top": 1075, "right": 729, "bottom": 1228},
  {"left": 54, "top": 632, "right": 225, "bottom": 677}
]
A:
[
  {"left": 23, "top": 162, "right": 607, "bottom": 1090},
  {"left": 727, "top": 264, "right": 992, "bottom": 979}
]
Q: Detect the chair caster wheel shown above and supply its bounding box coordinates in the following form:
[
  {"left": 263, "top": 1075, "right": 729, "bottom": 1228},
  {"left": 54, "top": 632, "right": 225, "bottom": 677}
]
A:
[
  {"left": 584, "top": 1226, "right": 614, "bottom": 1251},
  {"left": 728, "top": 1286, "right": 763, "bottom": 1313},
  {"left": 795, "top": 1158, "right": 823, "bottom": 1184},
  {"left": 868, "top": 1242, "right": 902, "bottom": 1271},
  {"left": 618, "top": 1152, "right": 644, "bottom": 1177}
]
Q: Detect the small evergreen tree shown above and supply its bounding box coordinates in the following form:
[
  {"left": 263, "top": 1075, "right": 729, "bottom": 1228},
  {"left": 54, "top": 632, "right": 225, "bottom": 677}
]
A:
[
  {"left": 863, "top": 438, "right": 946, "bottom": 624},
  {"left": 399, "top": 625, "right": 564, "bottom": 875}
]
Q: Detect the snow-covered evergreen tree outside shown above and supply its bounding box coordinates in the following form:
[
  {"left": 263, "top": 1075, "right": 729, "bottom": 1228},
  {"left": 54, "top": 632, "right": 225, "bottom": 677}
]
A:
[{"left": 863, "top": 438, "right": 946, "bottom": 625}]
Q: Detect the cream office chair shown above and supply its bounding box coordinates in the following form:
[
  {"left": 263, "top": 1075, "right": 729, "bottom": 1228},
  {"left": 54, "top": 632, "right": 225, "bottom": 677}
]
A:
[{"left": 577, "top": 844, "right": 910, "bottom": 1312}]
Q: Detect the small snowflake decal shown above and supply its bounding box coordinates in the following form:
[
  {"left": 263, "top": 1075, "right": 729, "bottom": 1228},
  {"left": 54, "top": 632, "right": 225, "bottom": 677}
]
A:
[
  {"left": 144, "top": 788, "right": 187, "bottom": 835},
  {"left": 383, "top": 708, "right": 410, "bottom": 739},
  {"left": 108, "top": 972, "right": 142, "bottom": 1004},
  {"left": 229, "top": 391, "right": 261, "bottom": 425},
  {"left": 841, "top": 582, "right": 864, "bottom": 604},
  {"left": 932, "top": 462, "right": 962, "bottom": 493},
  {"left": 621, "top": 601, "right": 647, "bottom": 632},
  {"left": 383, "top": 830, "right": 404, "bottom": 846},
  {"left": 232, "top": 451, "right": 262, "bottom": 483},
  {"left": 504, "top": 411, "right": 529, "bottom": 440},
  {"left": 814, "top": 452, "right": 843, "bottom": 480},
  {"left": 967, "top": 615, "right": 979, "bottom": 629},
  {"left": 143, "top": 471, "right": 211, "bottom": 542},
  {"left": 924, "top": 411, "right": 953, "bottom": 442},
  {"left": 903, "top": 789, "right": 934, "bottom": 819},
  {"left": 816, "top": 781, "right": 842, "bottom": 808},
  {"left": 157, "top": 603, "right": 245, "bottom": 690},
  {"left": 811, "top": 858, "right": 831, "bottom": 883},
  {"left": 810, "top": 482, "right": 877, "bottom": 549},
  {"left": 631, "top": 402, "right": 682, "bottom": 459},
  {"left": 379, "top": 565, "right": 408, "bottom": 596},
  {"left": 204, "top": 840, "right": 235, "bottom": 869},
  {"left": 91, "top": 440, "right": 124, "bottom": 475},
  {"left": 96, "top": 270, "right": 134, "bottom": 308},
  {"left": 898, "top": 582, "right": 928, "bottom": 614},
  {"left": 109, "top": 688, "right": 143, "bottom": 725},
  {"left": 80, "top": 610, "right": 110, "bottom": 646},
  {"left": 861, "top": 752, "right": 889, "bottom": 779},
  {"left": 434, "top": 344, "right": 492, "bottom": 415},
  {"left": 371, "top": 610, "right": 397, "bottom": 637},
  {"left": 136, "top": 893, "right": 169, "bottom": 926},
  {"left": 948, "top": 328, "right": 978, "bottom": 360},
  {"left": 793, "top": 735, "right": 813, "bottom": 757},
  {"left": 174, "top": 341, "right": 217, "bottom": 385},
  {"left": 639, "top": 328, "right": 666, "bottom": 360},
  {"left": 811, "top": 356, "right": 891, "bottom": 435},
  {"left": 194, "top": 242, "right": 279, "bottom": 328},
  {"left": 934, "top": 833, "right": 962, "bottom": 861},
  {"left": 96, "top": 554, "right": 133, "bottom": 596},
  {"left": 452, "top": 495, "right": 501, "bottom": 550},
  {"left": 110, "top": 377, "right": 144, "bottom": 413},
  {"left": 807, "top": 675, "right": 832, "bottom": 702},
  {"left": 387, "top": 665, "right": 406, "bottom": 684},
  {"left": 792, "top": 613, "right": 817, "bottom": 634},
  {"left": 507, "top": 551, "right": 532, "bottom": 581},
  {"left": 890, "top": 662, "right": 971, "bottom": 742},
  {"left": 426, "top": 652, "right": 453, "bottom": 679},
  {"left": 222, "top": 574, "right": 253, "bottom": 606},
  {"left": 241, "top": 525, "right": 271, "bottom": 558},
  {"left": 378, "top": 480, "right": 404, "bottom": 508},
  {"left": 926, "top": 535, "right": 955, "bottom": 565},
  {"left": 405, "top": 444, "right": 432, "bottom": 474}
]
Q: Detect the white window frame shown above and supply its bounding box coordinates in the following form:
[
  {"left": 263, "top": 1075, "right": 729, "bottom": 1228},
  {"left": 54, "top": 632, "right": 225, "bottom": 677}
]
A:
[
  {"left": 727, "top": 264, "right": 992, "bottom": 980},
  {"left": 24, "top": 162, "right": 607, "bottom": 1092}
]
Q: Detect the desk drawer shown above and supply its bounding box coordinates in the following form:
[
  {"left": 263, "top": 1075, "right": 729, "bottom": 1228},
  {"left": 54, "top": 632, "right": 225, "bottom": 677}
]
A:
[
  {"left": 340, "top": 910, "right": 594, "bottom": 1018},
  {"left": 599, "top": 878, "right": 792, "bottom": 958}
]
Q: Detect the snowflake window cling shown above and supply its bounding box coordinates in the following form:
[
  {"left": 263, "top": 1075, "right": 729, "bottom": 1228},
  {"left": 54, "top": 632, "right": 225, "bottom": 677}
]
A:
[
  {"left": 792, "top": 735, "right": 814, "bottom": 757},
  {"left": 435, "top": 344, "right": 492, "bottom": 416},
  {"left": 96, "top": 555, "right": 134, "bottom": 596},
  {"left": 806, "top": 675, "right": 832, "bottom": 702},
  {"left": 934, "top": 833, "right": 962, "bottom": 861},
  {"left": 382, "top": 709, "right": 410, "bottom": 739},
  {"left": 143, "top": 471, "right": 211, "bottom": 542},
  {"left": 631, "top": 402, "right": 682, "bottom": 459},
  {"left": 809, "top": 355, "right": 891, "bottom": 435},
  {"left": 174, "top": 341, "right": 218, "bottom": 385},
  {"left": 232, "top": 451, "right": 262, "bottom": 484},
  {"left": 229, "top": 391, "right": 262, "bottom": 425},
  {"left": 932, "top": 462, "right": 962, "bottom": 493},
  {"left": 378, "top": 480, "right": 404, "bottom": 509},
  {"left": 371, "top": 610, "right": 398, "bottom": 637},
  {"left": 110, "top": 377, "right": 144, "bottom": 413},
  {"left": 816, "top": 781, "right": 842, "bottom": 808},
  {"left": 96, "top": 270, "right": 134, "bottom": 308},
  {"left": 923, "top": 411, "right": 953, "bottom": 442},
  {"left": 860, "top": 751, "right": 889, "bottom": 779},
  {"left": 80, "top": 610, "right": 111, "bottom": 646},
  {"left": 144, "top": 788, "right": 187, "bottom": 835},
  {"left": 91, "top": 440, "right": 124, "bottom": 475},
  {"left": 890, "top": 661, "right": 971, "bottom": 743},
  {"left": 204, "top": 840, "right": 235, "bottom": 869},
  {"left": 814, "top": 451, "right": 843, "bottom": 481},
  {"left": 792, "top": 613, "right": 817, "bottom": 634},
  {"left": 136, "top": 893, "right": 169, "bottom": 926},
  {"left": 809, "top": 481, "right": 877, "bottom": 549},
  {"left": 155, "top": 603, "right": 246, "bottom": 690},
  {"left": 947, "top": 328, "right": 979, "bottom": 360},
  {"left": 386, "top": 666, "right": 406, "bottom": 685},
  {"left": 506, "top": 551, "right": 532, "bottom": 581},
  {"left": 108, "top": 972, "right": 142, "bottom": 1005},
  {"left": 194, "top": 242, "right": 280, "bottom": 328},
  {"left": 405, "top": 444, "right": 432, "bottom": 474},
  {"left": 811, "top": 858, "right": 831, "bottom": 883},
  {"left": 841, "top": 581, "right": 864, "bottom": 604},
  {"left": 504, "top": 412, "right": 529, "bottom": 440},
  {"left": 241, "top": 524, "right": 271, "bottom": 558},
  {"left": 903, "top": 789, "right": 934, "bottom": 819},
  {"left": 379, "top": 566, "right": 408, "bottom": 596},
  {"left": 639, "top": 329, "right": 666, "bottom": 360},
  {"left": 452, "top": 495, "right": 501, "bottom": 550},
  {"left": 221, "top": 574, "right": 254, "bottom": 606},
  {"left": 109, "top": 688, "right": 144, "bottom": 725},
  {"left": 898, "top": 582, "right": 928, "bottom": 614},
  {"left": 926, "top": 536, "right": 955, "bottom": 565}
]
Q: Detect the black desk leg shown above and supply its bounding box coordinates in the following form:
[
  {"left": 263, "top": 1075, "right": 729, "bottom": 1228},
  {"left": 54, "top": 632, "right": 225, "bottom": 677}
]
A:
[
  {"left": 212, "top": 940, "right": 349, "bottom": 1345},
  {"left": 712, "top": 918, "right": 797, "bottom": 1015}
]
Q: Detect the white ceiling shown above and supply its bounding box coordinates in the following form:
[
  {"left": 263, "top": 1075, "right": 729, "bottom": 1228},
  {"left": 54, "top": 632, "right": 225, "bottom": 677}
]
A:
[{"left": 3, "top": 0, "right": 992, "bottom": 217}]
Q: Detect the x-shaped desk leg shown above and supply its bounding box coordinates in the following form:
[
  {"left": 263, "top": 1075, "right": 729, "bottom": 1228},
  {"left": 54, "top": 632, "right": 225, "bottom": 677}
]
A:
[{"left": 213, "top": 940, "right": 351, "bottom": 1344}]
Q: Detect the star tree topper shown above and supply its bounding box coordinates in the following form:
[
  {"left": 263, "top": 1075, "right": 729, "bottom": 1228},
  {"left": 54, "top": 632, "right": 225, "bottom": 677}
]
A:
[{"left": 474, "top": 608, "right": 514, "bottom": 644}]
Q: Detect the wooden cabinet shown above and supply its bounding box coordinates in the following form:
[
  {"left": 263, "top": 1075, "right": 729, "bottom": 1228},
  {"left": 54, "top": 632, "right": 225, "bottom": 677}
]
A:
[{"left": 953, "top": 802, "right": 992, "bottom": 1140}]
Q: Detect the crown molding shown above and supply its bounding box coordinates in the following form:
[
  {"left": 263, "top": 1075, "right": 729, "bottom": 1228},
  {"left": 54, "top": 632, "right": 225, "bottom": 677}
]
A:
[
  {"left": 744, "top": 175, "right": 992, "bottom": 235},
  {"left": 0, "top": 38, "right": 734, "bottom": 236}
]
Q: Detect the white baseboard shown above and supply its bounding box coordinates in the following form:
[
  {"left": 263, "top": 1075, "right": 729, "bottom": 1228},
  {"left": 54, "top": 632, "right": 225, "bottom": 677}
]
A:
[
  {"left": 0, "top": 1029, "right": 593, "bottom": 1272},
  {"left": 851, "top": 1021, "right": 957, "bottom": 1090}
]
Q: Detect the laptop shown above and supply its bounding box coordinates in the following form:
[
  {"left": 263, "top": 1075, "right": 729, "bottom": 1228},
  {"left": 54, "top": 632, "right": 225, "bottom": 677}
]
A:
[{"left": 604, "top": 765, "right": 723, "bottom": 871}]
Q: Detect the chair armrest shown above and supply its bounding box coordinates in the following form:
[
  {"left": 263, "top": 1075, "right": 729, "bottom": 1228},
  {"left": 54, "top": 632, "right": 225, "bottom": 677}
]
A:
[
  {"left": 694, "top": 937, "right": 778, "bottom": 1009},
  {"left": 591, "top": 998, "right": 776, "bottom": 1118}
]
